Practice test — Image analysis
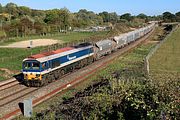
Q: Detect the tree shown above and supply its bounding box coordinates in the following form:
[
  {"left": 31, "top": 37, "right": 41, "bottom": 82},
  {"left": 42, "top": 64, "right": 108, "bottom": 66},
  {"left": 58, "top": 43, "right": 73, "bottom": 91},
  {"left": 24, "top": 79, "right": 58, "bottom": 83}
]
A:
[
  {"left": 20, "top": 15, "right": 34, "bottom": 37},
  {"left": 109, "top": 12, "right": 119, "bottom": 23},
  {"left": 58, "top": 8, "right": 70, "bottom": 30},
  {"left": 99, "top": 11, "right": 110, "bottom": 22},
  {"left": 18, "top": 6, "right": 32, "bottom": 16},
  {"left": 137, "top": 13, "right": 147, "bottom": 19},
  {"left": 76, "top": 9, "right": 100, "bottom": 27},
  {"left": 8, "top": 19, "right": 20, "bottom": 37},
  {"left": 32, "top": 9, "right": 46, "bottom": 19},
  {"left": 0, "top": 3, "right": 3, "bottom": 13},
  {"left": 162, "top": 12, "right": 176, "bottom": 22},
  {"left": 34, "top": 16, "right": 46, "bottom": 35},
  {"left": 120, "top": 13, "right": 133, "bottom": 21},
  {"left": 175, "top": 12, "right": 180, "bottom": 22},
  {"left": 44, "top": 9, "right": 59, "bottom": 24},
  {"left": 4, "top": 3, "right": 19, "bottom": 19}
]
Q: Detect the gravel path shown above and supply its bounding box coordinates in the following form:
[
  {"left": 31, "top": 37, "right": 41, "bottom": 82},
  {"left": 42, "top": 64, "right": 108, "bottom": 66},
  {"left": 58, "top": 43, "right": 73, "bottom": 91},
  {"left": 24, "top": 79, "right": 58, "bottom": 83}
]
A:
[{"left": 0, "top": 39, "right": 63, "bottom": 48}]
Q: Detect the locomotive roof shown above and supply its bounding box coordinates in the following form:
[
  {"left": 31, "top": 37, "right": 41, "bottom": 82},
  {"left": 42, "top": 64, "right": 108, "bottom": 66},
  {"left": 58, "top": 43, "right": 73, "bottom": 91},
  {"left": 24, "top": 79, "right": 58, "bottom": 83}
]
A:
[
  {"left": 24, "top": 43, "right": 93, "bottom": 62},
  {"left": 28, "top": 47, "right": 74, "bottom": 59}
]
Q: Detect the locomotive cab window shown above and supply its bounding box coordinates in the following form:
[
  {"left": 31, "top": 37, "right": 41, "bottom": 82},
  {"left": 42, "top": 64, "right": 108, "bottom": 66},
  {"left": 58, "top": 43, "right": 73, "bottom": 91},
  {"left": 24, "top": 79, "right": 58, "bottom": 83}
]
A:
[
  {"left": 23, "top": 62, "right": 31, "bottom": 70},
  {"left": 32, "top": 62, "right": 40, "bottom": 70},
  {"left": 23, "top": 61, "right": 40, "bottom": 70}
]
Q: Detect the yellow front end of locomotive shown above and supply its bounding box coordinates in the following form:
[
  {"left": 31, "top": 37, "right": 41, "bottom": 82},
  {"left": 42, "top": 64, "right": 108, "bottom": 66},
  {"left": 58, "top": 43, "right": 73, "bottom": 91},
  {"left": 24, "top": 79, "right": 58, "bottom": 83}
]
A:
[{"left": 24, "top": 73, "right": 42, "bottom": 81}]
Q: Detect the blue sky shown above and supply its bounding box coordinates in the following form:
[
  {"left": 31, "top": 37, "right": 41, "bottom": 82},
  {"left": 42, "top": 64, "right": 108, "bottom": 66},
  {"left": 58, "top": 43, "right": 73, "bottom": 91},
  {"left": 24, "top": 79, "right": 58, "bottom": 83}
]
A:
[{"left": 1, "top": 0, "right": 180, "bottom": 15}]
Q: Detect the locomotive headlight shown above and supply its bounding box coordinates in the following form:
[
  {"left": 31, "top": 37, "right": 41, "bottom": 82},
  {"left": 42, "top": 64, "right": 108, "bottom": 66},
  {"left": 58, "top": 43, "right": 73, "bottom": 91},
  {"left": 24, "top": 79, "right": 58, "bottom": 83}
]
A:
[{"left": 36, "top": 74, "right": 40, "bottom": 77}]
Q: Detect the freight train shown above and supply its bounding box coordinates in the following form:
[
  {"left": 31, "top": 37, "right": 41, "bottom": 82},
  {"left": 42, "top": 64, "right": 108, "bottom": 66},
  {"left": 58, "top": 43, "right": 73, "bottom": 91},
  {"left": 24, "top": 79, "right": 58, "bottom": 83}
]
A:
[{"left": 22, "top": 23, "right": 155, "bottom": 87}]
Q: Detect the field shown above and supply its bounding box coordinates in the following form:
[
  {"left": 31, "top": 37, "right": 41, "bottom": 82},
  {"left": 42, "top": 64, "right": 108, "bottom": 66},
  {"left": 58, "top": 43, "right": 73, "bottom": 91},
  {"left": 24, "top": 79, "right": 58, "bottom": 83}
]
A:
[
  {"left": 0, "top": 31, "right": 108, "bottom": 45},
  {"left": 0, "top": 31, "right": 108, "bottom": 81},
  {"left": 150, "top": 26, "right": 180, "bottom": 73}
]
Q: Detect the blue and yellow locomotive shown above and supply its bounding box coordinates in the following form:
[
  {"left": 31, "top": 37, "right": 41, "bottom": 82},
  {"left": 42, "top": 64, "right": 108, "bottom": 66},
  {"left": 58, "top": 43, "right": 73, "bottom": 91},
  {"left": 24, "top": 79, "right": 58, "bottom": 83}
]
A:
[{"left": 22, "top": 43, "right": 94, "bottom": 86}]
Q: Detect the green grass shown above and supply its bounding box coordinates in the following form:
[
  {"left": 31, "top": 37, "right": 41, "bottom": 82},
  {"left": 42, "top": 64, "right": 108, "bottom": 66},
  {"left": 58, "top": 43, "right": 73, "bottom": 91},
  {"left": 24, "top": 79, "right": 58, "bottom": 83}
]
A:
[
  {"left": 0, "top": 48, "right": 42, "bottom": 70},
  {"left": 149, "top": 26, "right": 180, "bottom": 73},
  {"left": 0, "top": 31, "right": 108, "bottom": 45},
  {"left": 0, "top": 30, "right": 6, "bottom": 38},
  {"left": 0, "top": 70, "right": 7, "bottom": 81}
]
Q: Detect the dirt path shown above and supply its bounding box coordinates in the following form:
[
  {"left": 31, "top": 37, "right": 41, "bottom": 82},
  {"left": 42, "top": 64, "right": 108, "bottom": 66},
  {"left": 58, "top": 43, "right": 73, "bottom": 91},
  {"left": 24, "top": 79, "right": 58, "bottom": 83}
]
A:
[{"left": 0, "top": 39, "right": 63, "bottom": 48}]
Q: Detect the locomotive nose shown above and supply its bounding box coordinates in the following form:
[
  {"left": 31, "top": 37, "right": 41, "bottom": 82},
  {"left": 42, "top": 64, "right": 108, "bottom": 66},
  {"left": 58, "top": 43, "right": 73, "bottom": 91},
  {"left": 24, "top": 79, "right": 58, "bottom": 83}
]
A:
[{"left": 24, "top": 73, "right": 41, "bottom": 80}]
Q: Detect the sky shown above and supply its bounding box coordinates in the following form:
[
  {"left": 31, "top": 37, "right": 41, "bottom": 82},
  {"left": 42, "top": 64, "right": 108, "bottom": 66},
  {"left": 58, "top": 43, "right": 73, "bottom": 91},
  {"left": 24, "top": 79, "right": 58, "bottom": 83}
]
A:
[{"left": 1, "top": 0, "right": 180, "bottom": 16}]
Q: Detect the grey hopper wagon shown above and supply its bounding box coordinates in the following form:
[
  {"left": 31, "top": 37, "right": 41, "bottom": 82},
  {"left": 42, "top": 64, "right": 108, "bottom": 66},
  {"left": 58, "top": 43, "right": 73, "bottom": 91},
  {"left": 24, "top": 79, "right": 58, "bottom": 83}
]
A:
[
  {"left": 134, "top": 30, "right": 141, "bottom": 40},
  {"left": 94, "top": 39, "right": 114, "bottom": 59},
  {"left": 113, "top": 34, "right": 127, "bottom": 49},
  {"left": 126, "top": 31, "right": 135, "bottom": 43}
]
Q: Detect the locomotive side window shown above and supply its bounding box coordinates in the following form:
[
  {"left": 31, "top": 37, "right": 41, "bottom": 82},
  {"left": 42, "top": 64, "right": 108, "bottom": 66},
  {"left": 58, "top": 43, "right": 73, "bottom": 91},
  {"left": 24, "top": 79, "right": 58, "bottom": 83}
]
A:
[
  {"left": 41, "top": 62, "right": 48, "bottom": 70},
  {"left": 52, "top": 59, "right": 60, "bottom": 68}
]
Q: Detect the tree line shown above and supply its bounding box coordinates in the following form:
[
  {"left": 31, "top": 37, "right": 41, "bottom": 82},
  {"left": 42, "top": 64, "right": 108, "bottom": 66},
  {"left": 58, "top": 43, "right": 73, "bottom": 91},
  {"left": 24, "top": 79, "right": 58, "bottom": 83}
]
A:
[{"left": 0, "top": 2, "right": 179, "bottom": 38}]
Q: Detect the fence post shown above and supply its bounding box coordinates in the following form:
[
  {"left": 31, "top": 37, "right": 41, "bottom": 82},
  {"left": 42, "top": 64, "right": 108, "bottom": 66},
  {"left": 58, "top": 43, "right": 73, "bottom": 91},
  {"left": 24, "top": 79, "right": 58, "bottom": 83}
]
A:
[
  {"left": 23, "top": 98, "right": 33, "bottom": 117},
  {"left": 145, "top": 57, "right": 150, "bottom": 75}
]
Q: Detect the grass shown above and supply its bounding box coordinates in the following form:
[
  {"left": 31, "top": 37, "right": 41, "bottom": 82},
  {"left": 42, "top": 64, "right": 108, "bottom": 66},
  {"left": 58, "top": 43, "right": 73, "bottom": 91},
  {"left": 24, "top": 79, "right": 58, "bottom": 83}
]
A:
[
  {"left": 0, "top": 31, "right": 108, "bottom": 45},
  {"left": 0, "top": 70, "right": 6, "bottom": 81},
  {"left": 0, "top": 30, "right": 6, "bottom": 38},
  {"left": 0, "top": 31, "right": 108, "bottom": 81},
  {"left": 149, "top": 26, "right": 180, "bottom": 73},
  {"left": 0, "top": 48, "right": 43, "bottom": 70}
]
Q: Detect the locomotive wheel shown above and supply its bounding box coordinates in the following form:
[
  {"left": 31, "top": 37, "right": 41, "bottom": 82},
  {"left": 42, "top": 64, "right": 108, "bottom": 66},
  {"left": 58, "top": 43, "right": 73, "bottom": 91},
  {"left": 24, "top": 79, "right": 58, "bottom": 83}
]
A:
[
  {"left": 48, "top": 74, "right": 54, "bottom": 83},
  {"left": 26, "top": 82, "right": 30, "bottom": 87},
  {"left": 42, "top": 75, "right": 48, "bottom": 85},
  {"left": 84, "top": 59, "right": 88, "bottom": 66},
  {"left": 60, "top": 70, "right": 65, "bottom": 76},
  {"left": 88, "top": 57, "right": 94, "bottom": 64},
  {"left": 37, "top": 82, "right": 43, "bottom": 87},
  {"left": 54, "top": 71, "right": 60, "bottom": 80},
  {"left": 69, "top": 66, "right": 74, "bottom": 72}
]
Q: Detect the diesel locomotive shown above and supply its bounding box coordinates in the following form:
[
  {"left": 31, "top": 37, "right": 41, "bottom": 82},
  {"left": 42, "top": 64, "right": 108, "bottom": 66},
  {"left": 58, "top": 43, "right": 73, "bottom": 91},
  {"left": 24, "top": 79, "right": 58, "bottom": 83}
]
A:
[{"left": 22, "top": 23, "right": 155, "bottom": 87}]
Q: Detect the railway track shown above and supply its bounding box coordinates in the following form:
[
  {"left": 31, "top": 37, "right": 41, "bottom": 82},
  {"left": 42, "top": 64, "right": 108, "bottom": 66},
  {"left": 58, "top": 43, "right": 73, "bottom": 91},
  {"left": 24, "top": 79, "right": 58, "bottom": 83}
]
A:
[
  {"left": 0, "top": 79, "right": 19, "bottom": 91},
  {"left": 0, "top": 28, "right": 155, "bottom": 120}
]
